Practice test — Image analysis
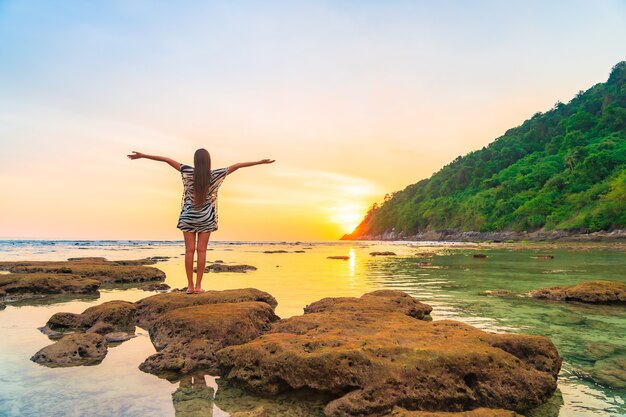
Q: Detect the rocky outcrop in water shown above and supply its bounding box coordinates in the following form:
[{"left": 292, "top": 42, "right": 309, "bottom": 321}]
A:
[
  {"left": 206, "top": 264, "right": 257, "bottom": 273},
  {"left": 31, "top": 333, "right": 108, "bottom": 367},
  {"left": 44, "top": 300, "right": 137, "bottom": 336},
  {"left": 217, "top": 290, "right": 561, "bottom": 416},
  {"left": 529, "top": 280, "right": 626, "bottom": 304},
  {"left": 140, "top": 301, "right": 279, "bottom": 378},
  {"left": 0, "top": 257, "right": 165, "bottom": 286},
  {"left": 303, "top": 290, "right": 432, "bottom": 319},
  {"left": 370, "top": 251, "right": 396, "bottom": 256},
  {"left": 0, "top": 273, "right": 100, "bottom": 301},
  {"left": 134, "top": 288, "right": 278, "bottom": 329}
]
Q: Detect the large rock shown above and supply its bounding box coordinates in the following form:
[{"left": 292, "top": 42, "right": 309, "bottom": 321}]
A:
[
  {"left": 135, "top": 288, "right": 278, "bottom": 329},
  {"left": 217, "top": 291, "right": 561, "bottom": 416},
  {"left": 0, "top": 258, "right": 165, "bottom": 284},
  {"left": 139, "top": 301, "right": 279, "bottom": 377},
  {"left": 31, "top": 333, "right": 108, "bottom": 367},
  {"left": 529, "top": 280, "right": 626, "bottom": 304},
  {"left": 45, "top": 300, "right": 137, "bottom": 335},
  {"left": 304, "top": 290, "right": 432, "bottom": 319},
  {"left": 0, "top": 273, "right": 100, "bottom": 300}
]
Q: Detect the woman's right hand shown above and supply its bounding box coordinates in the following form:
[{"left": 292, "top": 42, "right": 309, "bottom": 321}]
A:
[{"left": 127, "top": 151, "right": 145, "bottom": 160}]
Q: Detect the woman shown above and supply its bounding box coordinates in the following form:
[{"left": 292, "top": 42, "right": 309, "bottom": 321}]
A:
[{"left": 128, "top": 149, "right": 274, "bottom": 294}]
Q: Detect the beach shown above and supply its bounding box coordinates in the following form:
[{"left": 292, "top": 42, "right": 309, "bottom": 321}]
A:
[{"left": 0, "top": 240, "right": 624, "bottom": 416}]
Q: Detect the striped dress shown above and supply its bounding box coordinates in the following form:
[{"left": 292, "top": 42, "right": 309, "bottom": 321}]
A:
[{"left": 176, "top": 164, "right": 229, "bottom": 233}]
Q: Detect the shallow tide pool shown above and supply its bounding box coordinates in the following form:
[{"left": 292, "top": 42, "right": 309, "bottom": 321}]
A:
[{"left": 0, "top": 240, "right": 624, "bottom": 417}]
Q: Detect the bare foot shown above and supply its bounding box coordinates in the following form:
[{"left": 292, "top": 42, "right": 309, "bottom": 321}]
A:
[
  {"left": 186, "top": 286, "right": 194, "bottom": 294},
  {"left": 194, "top": 288, "right": 205, "bottom": 294}
]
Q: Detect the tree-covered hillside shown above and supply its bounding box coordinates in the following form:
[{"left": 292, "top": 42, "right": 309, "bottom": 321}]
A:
[{"left": 344, "top": 62, "right": 626, "bottom": 239}]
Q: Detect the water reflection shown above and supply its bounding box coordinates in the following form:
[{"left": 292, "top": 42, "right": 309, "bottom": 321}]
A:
[{"left": 173, "top": 374, "right": 214, "bottom": 417}]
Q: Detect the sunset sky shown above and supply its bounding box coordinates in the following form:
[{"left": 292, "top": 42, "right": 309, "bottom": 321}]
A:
[{"left": 1, "top": 1, "right": 625, "bottom": 241}]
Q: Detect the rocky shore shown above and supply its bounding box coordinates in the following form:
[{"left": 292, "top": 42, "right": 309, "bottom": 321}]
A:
[
  {"left": 0, "top": 257, "right": 166, "bottom": 303},
  {"left": 342, "top": 228, "right": 626, "bottom": 242},
  {"left": 28, "top": 287, "right": 564, "bottom": 416}
]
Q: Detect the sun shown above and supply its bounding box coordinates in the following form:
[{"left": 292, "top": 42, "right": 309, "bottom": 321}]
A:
[{"left": 331, "top": 209, "right": 363, "bottom": 235}]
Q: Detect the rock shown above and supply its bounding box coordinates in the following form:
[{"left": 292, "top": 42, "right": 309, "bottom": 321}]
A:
[
  {"left": 66, "top": 257, "right": 108, "bottom": 263},
  {"left": 31, "top": 333, "right": 108, "bottom": 367},
  {"left": 0, "top": 301, "right": 5, "bottom": 310},
  {"left": 263, "top": 250, "right": 288, "bottom": 254},
  {"left": 141, "top": 282, "right": 171, "bottom": 291},
  {"left": 114, "top": 258, "right": 158, "bottom": 266},
  {"left": 415, "top": 252, "right": 436, "bottom": 258},
  {"left": 591, "top": 356, "right": 626, "bottom": 389},
  {"left": 387, "top": 408, "right": 523, "bottom": 417},
  {"left": 529, "top": 280, "right": 626, "bottom": 304},
  {"left": 304, "top": 290, "right": 432, "bottom": 319},
  {"left": 294, "top": 250, "right": 306, "bottom": 253},
  {"left": 105, "top": 332, "right": 136, "bottom": 343},
  {"left": 206, "top": 264, "right": 257, "bottom": 273},
  {"left": 217, "top": 291, "right": 561, "bottom": 416},
  {"left": 0, "top": 259, "right": 166, "bottom": 284},
  {"left": 580, "top": 342, "right": 618, "bottom": 361},
  {"left": 473, "top": 254, "right": 488, "bottom": 259},
  {"left": 135, "top": 288, "right": 278, "bottom": 329},
  {"left": 327, "top": 256, "right": 349, "bottom": 260},
  {"left": 531, "top": 255, "right": 555, "bottom": 260},
  {"left": 231, "top": 406, "right": 268, "bottom": 417},
  {"left": 0, "top": 273, "right": 100, "bottom": 300},
  {"left": 370, "top": 251, "right": 397, "bottom": 256},
  {"left": 45, "top": 300, "right": 136, "bottom": 336},
  {"left": 139, "top": 301, "right": 279, "bottom": 377},
  {"left": 482, "top": 290, "right": 512, "bottom": 297}
]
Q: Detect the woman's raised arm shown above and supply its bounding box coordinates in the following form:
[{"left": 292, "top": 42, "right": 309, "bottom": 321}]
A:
[
  {"left": 127, "top": 151, "right": 181, "bottom": 171},
  {"left": 228, "top": 159, "right": 275, "bottom": 174}
]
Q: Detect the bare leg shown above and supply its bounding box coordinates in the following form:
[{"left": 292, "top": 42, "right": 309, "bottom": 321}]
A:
[
  {"left": 183, "top": 231, "right": 197, "bottom": 292},
  {"left": 195, "top": 232, "right": 211, "bottom": 291}
]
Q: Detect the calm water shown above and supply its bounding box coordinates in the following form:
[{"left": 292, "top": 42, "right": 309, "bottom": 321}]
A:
[{"left": 0, "top": 240, "right": 624, "bottom": 417}]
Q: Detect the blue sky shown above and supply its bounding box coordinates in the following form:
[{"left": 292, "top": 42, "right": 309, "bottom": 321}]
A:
[{"left": 1, "top": 1, "right": 625, "bottom": 239}]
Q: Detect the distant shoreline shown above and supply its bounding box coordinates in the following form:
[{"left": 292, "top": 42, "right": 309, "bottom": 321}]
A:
[{"left": 342, "top": 229, "right": 626, "bottom": 243}]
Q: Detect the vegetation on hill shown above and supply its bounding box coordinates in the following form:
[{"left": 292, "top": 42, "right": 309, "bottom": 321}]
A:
[{"left": 345, "top": 62, "right": 626, "bottom": 239}]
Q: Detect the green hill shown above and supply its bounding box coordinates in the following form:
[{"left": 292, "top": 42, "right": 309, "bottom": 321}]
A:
[{"left": 343, "top": 62, "right": 626, "bottom": 240}]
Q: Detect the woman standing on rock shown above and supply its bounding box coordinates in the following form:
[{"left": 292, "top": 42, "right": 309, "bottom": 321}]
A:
[{"left": 128, "top": 149, "right": 275, "bottom": 294}]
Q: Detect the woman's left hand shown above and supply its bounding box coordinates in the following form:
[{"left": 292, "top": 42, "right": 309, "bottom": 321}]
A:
[{"left": 259, "top": 159, "right": 275, "bottom": 164}]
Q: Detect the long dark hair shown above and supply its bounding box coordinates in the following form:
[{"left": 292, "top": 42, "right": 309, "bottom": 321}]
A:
[{"left": 193, "top": 148, "right": 211, "bottom": 209}]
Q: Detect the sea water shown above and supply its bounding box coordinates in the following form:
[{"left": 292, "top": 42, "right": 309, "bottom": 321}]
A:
[{"left": 0, "top": 240, "right": 624, "bottom": 416}]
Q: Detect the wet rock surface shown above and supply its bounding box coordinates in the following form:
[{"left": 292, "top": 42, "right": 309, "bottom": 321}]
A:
[
  {"left": 0, "top": 273, "right": 100, "bottom": 300},
  {"left": 31, "top": 333, "right": 108, "bottom": 367},
  {"left": 141, "top": 282, "right": 171, "bottom": 291},
  {"left": 529, "top": 280, "right": 626, "bottom": 304},
  {"left": 44, "top": 300, "right": 137, "bottom": 336},
  {"left": 135, "top": 288, "right": 278, "bottom": 329},
  {"left": 370, "top": 251, "right": 397, "bottom": 256},
  {"left": 304, "top": 290, "right": 433, "bottom": 319},
  {"left": 326, "top": 256, "right": 349, "bottom": 260},
  {"left": 217, "top": 290, "right": 561, "bottom": 416},
  {"left": 591, "top": 356, "right": 626, "bottom": 389},
  {"left": 139, "top": 301, "right": 279, "bottom": 377},
  {"left": 205, "top": 263, "right": 257, "bottom": 273},
  {"left": 0, "top": 257, "right": 166, "bottom": 285}
]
